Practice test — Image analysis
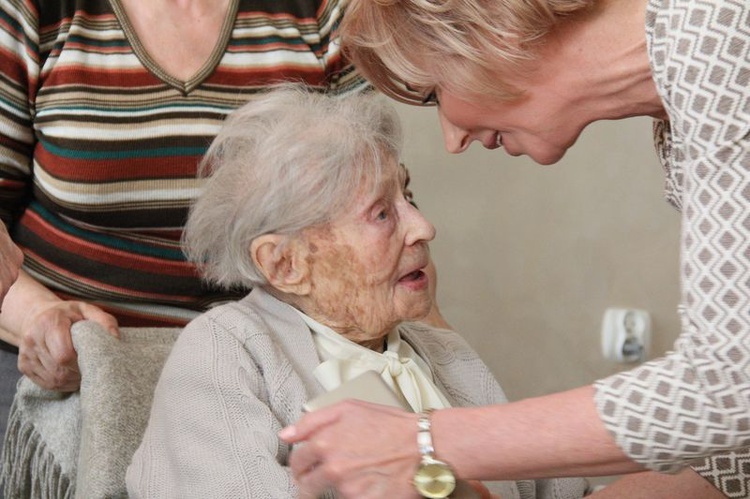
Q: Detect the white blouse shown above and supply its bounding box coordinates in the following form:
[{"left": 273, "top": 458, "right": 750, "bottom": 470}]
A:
[{"left": 296, "top": 311, "right": 451, "bottom": 413}]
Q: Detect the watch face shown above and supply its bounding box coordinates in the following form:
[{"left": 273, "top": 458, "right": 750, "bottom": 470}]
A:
[{"left": 413, "top": 461, "right": 456, "bottom": 498}]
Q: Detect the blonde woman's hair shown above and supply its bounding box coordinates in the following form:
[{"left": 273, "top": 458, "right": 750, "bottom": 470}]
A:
[
  {"left": 340, "top": 0, "right": 593, "bottom": 104},
  {"left": 182, "top": 84, "right": 402, "bottom": 289}
]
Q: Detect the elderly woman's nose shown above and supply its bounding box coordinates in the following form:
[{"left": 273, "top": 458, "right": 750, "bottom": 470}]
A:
[
  {"left": 405, "top": 208, "right": 436, "bottom": 245},
  {"left": 438, "top": 110, "right": 471, "bottom": 154}
]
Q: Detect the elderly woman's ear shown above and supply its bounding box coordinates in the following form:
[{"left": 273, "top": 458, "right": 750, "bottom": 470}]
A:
[{"left": 250, "top": 235, "right": 312, "bottom": 295}]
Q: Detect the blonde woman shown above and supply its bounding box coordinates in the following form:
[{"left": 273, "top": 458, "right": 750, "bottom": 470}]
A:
[{"left": 282, "top": 0, "right": 750, "bottom": 497}]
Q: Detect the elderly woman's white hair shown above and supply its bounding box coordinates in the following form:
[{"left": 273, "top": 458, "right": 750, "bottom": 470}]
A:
[{"left": 182, "top": 84, "right": 403, "bottom": 289}]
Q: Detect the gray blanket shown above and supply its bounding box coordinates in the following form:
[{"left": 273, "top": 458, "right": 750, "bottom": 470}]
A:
[{"left": 1, "top": 321, "right": 181, "bottom": 499}]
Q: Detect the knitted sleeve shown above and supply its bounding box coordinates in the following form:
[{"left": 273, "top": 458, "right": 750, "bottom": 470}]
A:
[{"left": 126, "top": 313, "right": 302, "bottom": 498}]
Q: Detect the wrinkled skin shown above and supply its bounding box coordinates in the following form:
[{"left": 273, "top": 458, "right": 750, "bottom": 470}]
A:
[
  {"left": 297, "top": 161, "right": 436, "bottom": 350},
  {"left": 0, "top": 224, "right": 23, "bottom": 305}
]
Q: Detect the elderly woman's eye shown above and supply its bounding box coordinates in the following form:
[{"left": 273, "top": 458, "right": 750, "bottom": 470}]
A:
[{"left": 376, "top": 209, "right": 388, "bottom": 221}]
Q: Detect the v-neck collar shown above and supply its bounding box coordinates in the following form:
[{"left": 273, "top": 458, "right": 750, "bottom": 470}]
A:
[{"left": 109, "top": 0, "right": 239, "bottom": 94}]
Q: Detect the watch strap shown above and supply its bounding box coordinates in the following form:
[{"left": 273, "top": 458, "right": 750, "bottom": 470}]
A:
[{"left": 414, "top": 409, "right": 456, "bottom": 498}]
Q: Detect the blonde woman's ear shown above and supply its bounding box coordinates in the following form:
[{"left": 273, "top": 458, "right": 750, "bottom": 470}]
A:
[{"left": 250, "top": 235, "right": 311, "bottom": 295}]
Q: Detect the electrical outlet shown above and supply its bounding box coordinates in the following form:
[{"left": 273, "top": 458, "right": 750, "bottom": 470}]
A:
[{"left": 601, "top": 308, "right": 650, "bottom": 363}]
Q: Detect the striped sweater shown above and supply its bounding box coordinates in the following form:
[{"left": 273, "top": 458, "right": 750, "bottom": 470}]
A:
[{"left": 0, "top": 0, "right": 366, "bottom": 326}]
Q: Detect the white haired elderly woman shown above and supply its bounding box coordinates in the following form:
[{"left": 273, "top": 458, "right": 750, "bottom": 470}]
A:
[{"left": 124, "top": 86, "right": 590, "bottom": 498}]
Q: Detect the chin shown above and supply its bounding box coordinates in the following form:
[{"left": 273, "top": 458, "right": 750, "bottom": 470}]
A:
[
  {"left": 529, "top": 148, "right": 568, "bottom": 165},
  {"left": 399, "top": 299, "right": 433, "bottom": 322}
]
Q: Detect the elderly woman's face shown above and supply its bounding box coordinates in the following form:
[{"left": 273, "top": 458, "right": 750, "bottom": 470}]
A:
[{"left": 301, "top": 161, "right": 436, "bottom": 345}]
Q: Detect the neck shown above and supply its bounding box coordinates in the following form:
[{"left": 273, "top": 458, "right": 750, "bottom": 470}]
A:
[
  {"left": 284, "top": 293, "right": 391, "bottom": 353},
  {"left": 123, "top": 0, "right": 231, "bottom": 16},
  {"left": 540, "top": 0, "right": 666, "bottom": 123}
]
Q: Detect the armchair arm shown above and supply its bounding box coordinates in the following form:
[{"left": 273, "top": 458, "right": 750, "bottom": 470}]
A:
[{"left": 1, "top": 321, "right": 181, "bottom": 499}]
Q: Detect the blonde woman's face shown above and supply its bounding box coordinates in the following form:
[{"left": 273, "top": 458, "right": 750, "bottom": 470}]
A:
[
  {"left": 435, "top": 80, "right": 589, "bottom": 165},
  {"left": 300, "top": 161, "right": 436, "bottom": 345}
]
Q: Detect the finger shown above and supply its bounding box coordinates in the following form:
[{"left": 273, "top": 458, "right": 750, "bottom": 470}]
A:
[
  {"left": 20, "top": 344, "right": 80, "bottom": 392},
  {"left": 288, "top": 441, "right": 325, "bottom": 483},
  {"left": 18, "top": 348, "right": 45, "bottom": 385},
  {"left": 30, "top": 365, "right": 80, "bottom": 392},
  {"left": 43, "top": 315, "right": 77, "bottom": 363},
  {"left": 466, "top": 480, "right": 493, "bottom": 499},
  {"left": 279, "top": 405, "right": 343, "bottom": 443},
  {"left": 41, "top": 330, "right": 81, "bottom": 391},
  {"left": 295, "top": 463, "right": 332, "bottom": 499},
  {"left": 30, "top": 313, "right": 80, "bottom": 391},
  {"left": 77, "top": 303, "right": 120, "bottom": 338}
]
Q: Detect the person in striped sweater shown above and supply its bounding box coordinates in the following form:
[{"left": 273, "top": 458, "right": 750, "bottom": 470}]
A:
[{"left": 0, "top": 0, "right": 368, "bottom": 452}]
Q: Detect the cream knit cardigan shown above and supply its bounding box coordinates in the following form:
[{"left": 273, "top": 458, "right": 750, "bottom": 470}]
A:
[{"left": 127, "top": 288, "right": 588, "bottom": 498}]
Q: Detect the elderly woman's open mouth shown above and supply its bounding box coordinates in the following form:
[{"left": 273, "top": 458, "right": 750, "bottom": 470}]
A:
[
  {"left": 401, "top": 269, "right": 424, "bottom": 281},
  {"left": 398, "top": 266, "right": 428, "bottom": 290}
]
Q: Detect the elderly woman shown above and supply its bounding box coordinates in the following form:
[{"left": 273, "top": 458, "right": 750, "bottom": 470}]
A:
[
  {"left": 125, "top": 86, "right": 590, "bottom": 498},
  {"left": 280, "top": 0, "right": 750, "bottom": 498}
]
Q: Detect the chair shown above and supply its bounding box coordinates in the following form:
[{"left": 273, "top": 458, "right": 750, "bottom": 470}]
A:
[{"left": 1, "top": 321, "right": 181, "bottom": 499}]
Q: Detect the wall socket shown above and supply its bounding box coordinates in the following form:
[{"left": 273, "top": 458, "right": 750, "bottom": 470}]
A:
[{"left": 601, "top": 308, "right": 651, "bottom": 363}]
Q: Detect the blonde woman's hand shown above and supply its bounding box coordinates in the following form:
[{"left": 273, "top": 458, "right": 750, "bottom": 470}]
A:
[{"left": 281, "top": 399, "right": 422, "bottom": 499}]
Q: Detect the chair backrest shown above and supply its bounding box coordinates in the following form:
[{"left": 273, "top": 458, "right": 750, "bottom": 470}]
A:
[{"left": 1, "top": 321, "right": 181, "bottom": 499}]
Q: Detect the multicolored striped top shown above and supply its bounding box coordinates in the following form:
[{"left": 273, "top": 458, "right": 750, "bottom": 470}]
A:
[{"left": 0, "top": 0, "right": 366, "bottom": 326}]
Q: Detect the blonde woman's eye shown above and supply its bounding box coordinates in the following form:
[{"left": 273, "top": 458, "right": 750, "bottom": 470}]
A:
[{"left": 422, "top": 90, "right": 439, "bottom": 105}]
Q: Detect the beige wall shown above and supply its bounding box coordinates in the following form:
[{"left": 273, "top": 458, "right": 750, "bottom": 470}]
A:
[{"left": 396, "top": 104, "right": 682, "bottom": 402}]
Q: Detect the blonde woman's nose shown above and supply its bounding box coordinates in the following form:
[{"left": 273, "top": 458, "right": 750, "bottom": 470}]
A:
[{"left": 438, "top": 109, "right": 471, "bottom": 154}]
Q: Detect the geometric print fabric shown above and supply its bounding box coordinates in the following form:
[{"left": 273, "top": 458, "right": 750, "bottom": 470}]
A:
[
  {"left": 693, "top": 449, "right": 750, "bottom": 498},
  {"left": 593, "top": 1, "right": 750, "bottom": 494}
]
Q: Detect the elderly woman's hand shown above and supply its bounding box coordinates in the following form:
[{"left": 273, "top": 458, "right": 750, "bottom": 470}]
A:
[
  {"left": 0, "top": 224, "right": 23, "bottom": 305},
  {"left": 19, "top": 300, "right": 119, "bottom": 392},
  {"left": 280, "top": 399, "right": 423, "bottom": 499}
]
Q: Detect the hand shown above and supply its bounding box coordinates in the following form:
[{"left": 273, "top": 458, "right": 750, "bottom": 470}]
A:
[
  {"left": 466, "top": 480, "right": 497, "bottom": 499},
  {"left": 0, "top": 224, "right": 23, "bottom": 305},
  {"left": 18, "top": 300, "right": 119, "bottom": 391},
  {"left": 280, "top": 400, "right": 422, "bottom": 499}
]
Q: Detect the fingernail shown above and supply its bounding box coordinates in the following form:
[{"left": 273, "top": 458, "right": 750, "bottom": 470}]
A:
[{"left": 278, "top": 426, "right": 295, "bottom": 440}]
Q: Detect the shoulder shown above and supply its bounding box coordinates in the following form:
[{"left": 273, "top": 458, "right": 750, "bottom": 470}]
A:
[
  {"left": 647, "top": 0, "right": 750, "bottom": 98},
  {"left": 167, "top": 296, "right": 269, "bottom": 366},
  {"left": 399, "top": 322, "right": 479, "bottom": 360},
  {"left": 174, "top": 289, "right": 319, "bottom": 371},
  {"left": 400, "top": 322, "right": 509, "bottom": 406},
  {"left": 182, "top": 298, "right": 266, "bottom": 340}
]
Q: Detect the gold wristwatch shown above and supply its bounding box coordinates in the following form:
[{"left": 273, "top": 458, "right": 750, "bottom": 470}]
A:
[{"left": 413, "top": 410, "right": 456, "bottom": 498}]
